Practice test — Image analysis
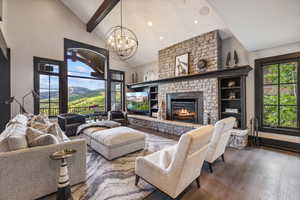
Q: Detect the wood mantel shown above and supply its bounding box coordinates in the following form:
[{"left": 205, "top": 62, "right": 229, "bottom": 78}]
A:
[{"left": 127, "top": 65, "right": 253, "bottom": 89}]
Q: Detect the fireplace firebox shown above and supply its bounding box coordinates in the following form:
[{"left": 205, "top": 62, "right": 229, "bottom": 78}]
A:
[{"left": 167, "top": 92, "right": 203, "bottom": 124}]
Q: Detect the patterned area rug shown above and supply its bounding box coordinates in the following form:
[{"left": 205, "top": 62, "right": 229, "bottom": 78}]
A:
[{"left": 70, "top": 133, "right": 176, "bottom": 200}]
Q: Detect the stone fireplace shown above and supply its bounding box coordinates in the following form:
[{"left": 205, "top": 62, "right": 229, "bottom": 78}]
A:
[
  {"left": 159, "top": 78, "right": 218, "bottom": 125},
  {"left": 167, "top": 92, "right": 203, "bottom": 124},
  {"left": 157, "top": 30, "right": 221, "bottom": 125},
  {"left": 127, "top": 30, "right": 251, "bottom": 135}
]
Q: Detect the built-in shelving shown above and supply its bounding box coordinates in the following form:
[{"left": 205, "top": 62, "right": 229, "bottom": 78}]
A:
[
  {"left": 149, "top": 86, "right": 158, "bottom": 118},
  {"left": 219, "top": 76, "right": 247, "bottom": 129}
]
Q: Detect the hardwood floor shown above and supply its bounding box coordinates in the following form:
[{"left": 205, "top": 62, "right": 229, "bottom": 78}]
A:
[
  {"left": 130, "top": 126, "right": 300, "bottom": 200},
  {"left": 41, "top": 125, "right": 300, "bottom": 200},
  {"left": 144, "top": 147, "right": 300, "bottom": 200}
]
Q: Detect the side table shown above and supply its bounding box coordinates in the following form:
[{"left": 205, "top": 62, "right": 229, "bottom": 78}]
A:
[{"left": 50, "top": 149, "right": 77, "bottom": 200}]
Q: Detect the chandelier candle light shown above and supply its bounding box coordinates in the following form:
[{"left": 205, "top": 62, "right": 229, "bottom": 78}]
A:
[{"left": 105, "top": 0, "right": 138, "bottom": 60}]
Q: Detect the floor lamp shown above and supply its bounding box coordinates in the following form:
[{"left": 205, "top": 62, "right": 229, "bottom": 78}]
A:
[
  {"left": 4, "top": 97, "right": 27, "bottom": 114},
  {"left": 22, "top": 90, "right": 40, "bottom": 113}
]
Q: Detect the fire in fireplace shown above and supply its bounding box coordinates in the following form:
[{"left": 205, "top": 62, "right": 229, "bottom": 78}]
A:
[
  {"left": 172, "top": 100, "right": 197, "bottom": 123},
  {"left": 167, "top": 92, "right": 203, "bottom": 124}
]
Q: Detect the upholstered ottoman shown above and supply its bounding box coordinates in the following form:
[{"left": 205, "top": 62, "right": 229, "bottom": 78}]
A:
[{"left": 89, "top": 126, "right": 145, "bottom": 160}]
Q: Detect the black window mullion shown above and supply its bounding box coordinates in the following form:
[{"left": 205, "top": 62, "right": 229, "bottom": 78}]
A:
[
  {"left": 277, "top": 64, "right": 280, "bottom": 127},
  {"left": 298, "top": 61, "right": 300, "bottom": 128},
  {"left": 48, "top": 75, "right": 51, "bottom": 116}
]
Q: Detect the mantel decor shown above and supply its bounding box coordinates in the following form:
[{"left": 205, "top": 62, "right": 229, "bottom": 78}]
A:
[
  {"left": 127, "top": 65, "right": 252, "bottom": 89},
  {"left": 175, "top": 53, "right": 189, "bottom": 76}
]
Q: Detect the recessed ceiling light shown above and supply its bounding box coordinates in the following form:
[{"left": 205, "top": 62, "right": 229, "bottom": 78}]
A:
[
  {"left": 199, "top": 6, "right": 210, "bottom": 16},
  {"left": 147, "top": 21, "right": 153, "bottom": 27},
  {"left": 194, "top": 20, "right": 198, "bottom": 24},
  {"left": 159, "top": 36, "right": 164, "bottom": 40}
]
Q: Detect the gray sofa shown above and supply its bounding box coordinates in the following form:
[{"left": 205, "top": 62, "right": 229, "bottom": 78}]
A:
[{"left": 0, "top": 114, "right": 87, "bottom": 200}]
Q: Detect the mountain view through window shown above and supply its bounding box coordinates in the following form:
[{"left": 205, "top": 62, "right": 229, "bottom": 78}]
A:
[{"left": 67, "top": 59, "right": 106, "bottom": 114}]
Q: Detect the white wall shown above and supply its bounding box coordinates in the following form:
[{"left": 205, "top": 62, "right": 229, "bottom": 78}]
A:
[
  {"left": 222, "top": 37, "right": 250, "bottom": 67},
  {"left": 132, "top": 61, "right": 159, "bottom": 82},
  {"left": 6, "top": 0, "right": 133, "bottom": 116}
]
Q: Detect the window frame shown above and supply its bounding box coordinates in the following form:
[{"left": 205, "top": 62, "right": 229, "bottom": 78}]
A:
[
  {"left": 255, "top": 52, "right": 300, "bottom": 137},
  {"left": 34, "top": 40, "right": 110, "bottom": 116},
  {"left": 64, "top": 38, "right": 110, "bottom": 112},
  {"left": 110, "top": 70, "right": 125, "bottom": 111},
  {"left": 33, "top": 57, "right": 63, "bottom": 116}
]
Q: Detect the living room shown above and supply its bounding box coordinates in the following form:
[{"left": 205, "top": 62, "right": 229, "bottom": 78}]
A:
[{"left": 0, "top": 0, "right": 299, "bottom": 200}]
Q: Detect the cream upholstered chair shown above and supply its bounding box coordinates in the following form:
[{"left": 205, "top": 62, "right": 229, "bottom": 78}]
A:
[
  {"left": 135, "top": 125, "right": 214, "bottom": 199},
  {"left": 205, "top": 117, "right": 236, "bottom": 173}
]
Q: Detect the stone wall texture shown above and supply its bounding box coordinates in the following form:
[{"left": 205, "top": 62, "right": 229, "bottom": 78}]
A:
[
  {"left": 158, "top": 30, "right": 222, "bottom": 79},
  {"left": 128, "top": 117, "right": 198, "bottom": 136},
  {"left": 158, "top": 78, "right": 219, "bottom": 125}
]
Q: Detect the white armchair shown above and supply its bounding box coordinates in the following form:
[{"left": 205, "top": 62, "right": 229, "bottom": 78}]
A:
[
  {"left": 135, "top": 125, "right": 214, "bottom": 199},
  {"left": 205, "top": 117, "right": 236, "bottom": 173}
]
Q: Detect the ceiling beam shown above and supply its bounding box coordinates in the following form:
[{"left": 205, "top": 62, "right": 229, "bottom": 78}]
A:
[{"left": 86, "top": 0, "right": 120, "bottom": 32}]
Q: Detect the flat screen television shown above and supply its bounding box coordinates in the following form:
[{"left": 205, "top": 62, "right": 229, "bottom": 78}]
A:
[{"left": 126, "top": 92, "right": 150, "bottom": 113}]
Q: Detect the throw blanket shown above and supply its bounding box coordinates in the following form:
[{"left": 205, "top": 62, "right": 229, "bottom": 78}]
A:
[{"left": 76, "top": 121, "right": 121, "bottom": 135}]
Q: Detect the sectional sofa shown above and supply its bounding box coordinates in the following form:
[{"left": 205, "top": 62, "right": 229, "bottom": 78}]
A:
[{"left": 0, "top": 114, "right": 87, "bottom": 200}]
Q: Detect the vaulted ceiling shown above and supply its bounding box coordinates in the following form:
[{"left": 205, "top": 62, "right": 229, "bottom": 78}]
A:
[
  {"left": 60, "top": 0, "right": 231, "bottom": 66},
  {"left": 60, "top": 0, "right": 300, "bottom": 67},
  {"left": 208, "top": 0, "right": 300, "bottom": 51}
]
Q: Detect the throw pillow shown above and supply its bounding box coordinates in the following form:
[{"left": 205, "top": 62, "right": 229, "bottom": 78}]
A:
[
  {"left": 29, "top": 134, "right": 59, "bottom": 147},
  {"left": 46, "top": 123, "right": 65, "bottom": 143},
  {"left": 28, "top": 114, "right": 49, "bottom": 125},
  {"left": 26, "top": 127, "right": 45, "bottom": 146},
  {"left": 26, "top": 127, "right": 59, "bottom": 147},
  {"left": 30, "top": 121, "right": 48, "bottom": 131},
  {"left": 8, "top": 134, "right": 28, "bottom": 151}
]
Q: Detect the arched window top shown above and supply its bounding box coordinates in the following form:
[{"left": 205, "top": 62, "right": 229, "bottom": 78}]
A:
[
  {"left": 67, "top": 48, "right": 105, "bottom": 79},
  {"left": 67, "top": 59, "right": 97, "bottom": 78}
]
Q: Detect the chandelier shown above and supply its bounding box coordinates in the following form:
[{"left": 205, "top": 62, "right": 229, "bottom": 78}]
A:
[{"left": 105, "top": 0, "right": 138, "bottom": 60}]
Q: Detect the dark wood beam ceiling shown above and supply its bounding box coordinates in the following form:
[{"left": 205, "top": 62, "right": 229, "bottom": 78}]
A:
[{"left": 86, "top": 0, "right": 120, "bottom": 32}]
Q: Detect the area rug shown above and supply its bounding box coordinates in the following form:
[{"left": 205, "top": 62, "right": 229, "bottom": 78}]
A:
[{"left": 71, "top": 133, "right": 176, "bottom": 200}]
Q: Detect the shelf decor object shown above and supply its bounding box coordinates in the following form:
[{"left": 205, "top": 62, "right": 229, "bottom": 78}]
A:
[
  {"left": 50, "top": 149, "right": 77, "bottom": 200},
  {"left": 228, "top": 91, "right": 236, "bottom": 99},
  {"left": 105, "top": 0, "right": 138, "bottom": 60},
  {"left": 225, "top": 108, "right": 239, "bottom": 114}
]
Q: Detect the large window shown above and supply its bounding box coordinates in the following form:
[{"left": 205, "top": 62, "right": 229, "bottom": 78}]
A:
[
  {"left": 255, "top": 53, "right": 300, "bottom": 136},
  {"left": 34, "top": 39, "right": 111, "bottom": 116},
  {"left": 34, "top": 57, "right": 62, "bottom": 116},
  {"left": 67, "top": 58, "right": 106, "bottom": 114}
]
